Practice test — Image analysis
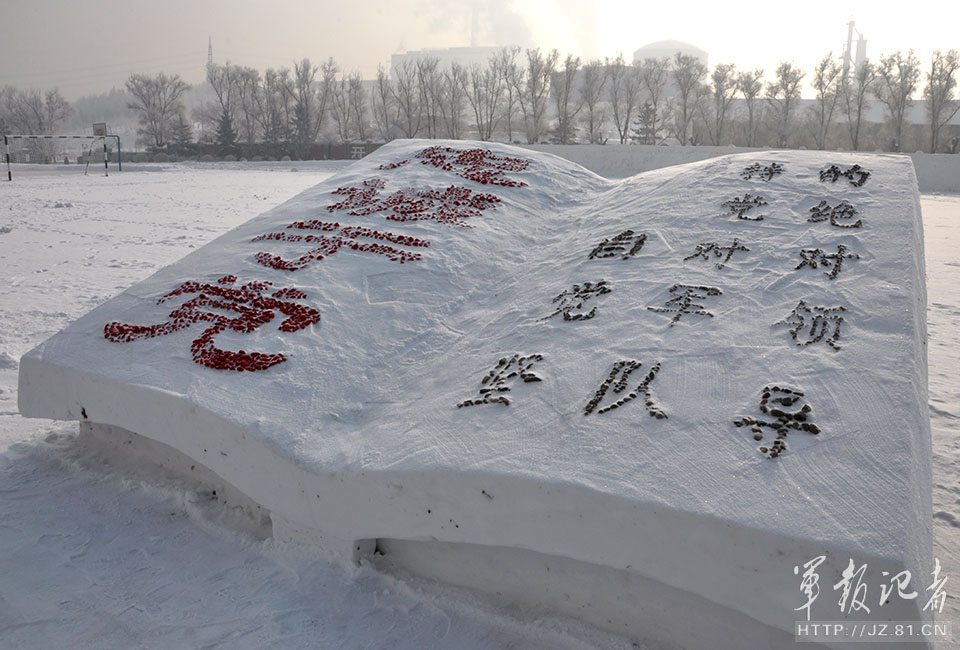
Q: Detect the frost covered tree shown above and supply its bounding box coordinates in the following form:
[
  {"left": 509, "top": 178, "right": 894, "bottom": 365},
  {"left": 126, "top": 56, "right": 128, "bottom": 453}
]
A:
[
  {"left": 766, "top": 62, "right": 804, "bottom": 148},
  {"left": 840, "top": 59, "right": 875, "bottom": 150},
  {"left": 579, "top": 59, "right": 608, "bottom": 144},
  {"left": 607, "top": 53, "right": 641, "bottom": 144},
  {"left": 125, "top": 72, "right": 187, "bottom": 148},
  {"left": 807, "top": 54, "right": 842, "bottom": 150},
  {"left": 671, "top": 53, "right": 708, "bottom": 145},
  {"left": 551, "top": 54, "right": 582, "bottom": 144},
  {"left": 873, "top": 50, "right": 920, "bottom": 152},
  {"left": 347, "top": 71, "right": 368, "bottom": 142},
  {"left": 737, "top": 68, "right": 764, "bottom": 147},
  {"left": 923, "top": 49, "right": 960, "bottom": 153},
  {"left": 517, "top": 48, "right": 558, "bottom": 144}
]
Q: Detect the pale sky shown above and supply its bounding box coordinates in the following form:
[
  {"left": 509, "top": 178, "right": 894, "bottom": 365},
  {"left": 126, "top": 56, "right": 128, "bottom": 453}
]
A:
[{"left": 2, "top": 0, "right": 958, "bottom": 99}]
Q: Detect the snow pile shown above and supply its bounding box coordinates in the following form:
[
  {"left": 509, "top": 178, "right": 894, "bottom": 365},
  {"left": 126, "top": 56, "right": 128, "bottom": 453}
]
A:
[{"left": 18, "top": 140, "right": 933, "bottom": 648}]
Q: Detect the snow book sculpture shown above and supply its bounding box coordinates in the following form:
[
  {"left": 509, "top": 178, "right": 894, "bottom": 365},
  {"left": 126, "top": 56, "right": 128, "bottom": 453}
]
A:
[{"left": 19, "top": 141, "right": 934, "bottom": 649}]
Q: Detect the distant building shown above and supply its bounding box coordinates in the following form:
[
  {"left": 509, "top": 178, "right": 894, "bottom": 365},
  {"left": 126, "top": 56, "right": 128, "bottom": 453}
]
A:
[
  {"left": 632, "top": 40, "right": 708, "bottom": 67},
  {"left": 390, "top": 46, "right": 502, "bottom": 78}
]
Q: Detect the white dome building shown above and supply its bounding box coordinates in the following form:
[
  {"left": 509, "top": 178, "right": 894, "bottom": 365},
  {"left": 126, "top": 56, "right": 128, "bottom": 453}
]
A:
[{"left": 632, "top": 40, "right": 708, "bottom": 67}]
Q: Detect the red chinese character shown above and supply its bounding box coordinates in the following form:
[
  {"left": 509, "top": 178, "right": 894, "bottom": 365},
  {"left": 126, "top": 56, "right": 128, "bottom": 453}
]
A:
[
  {"left": 253, "top": 220, "right": 430, "bottom": 271},
  {"left": 328, "top": 178, "right": 501, "bottom": 228},
  {"left": 380, "top": 146, "right": 530, "bottom": 187},
  {"left": 104, "top": 275, "right": 320, "bottom": 372}
]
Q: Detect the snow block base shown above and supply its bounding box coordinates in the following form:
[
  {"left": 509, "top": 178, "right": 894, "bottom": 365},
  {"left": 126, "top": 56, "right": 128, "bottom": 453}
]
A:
[{"left": 19, "top": 142, "right": 934, "bottom": 648}]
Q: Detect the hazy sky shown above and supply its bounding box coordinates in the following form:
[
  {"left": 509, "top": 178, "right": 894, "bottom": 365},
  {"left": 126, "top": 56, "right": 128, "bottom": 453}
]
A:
[{"left": 2, "top": 0, "right": 958, "bottom": 99}]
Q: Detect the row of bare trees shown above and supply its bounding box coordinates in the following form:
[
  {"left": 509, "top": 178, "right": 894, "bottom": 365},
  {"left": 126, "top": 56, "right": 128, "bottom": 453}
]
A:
[{"left": 121, "top": 47, "right": 959, "bottom": 155}]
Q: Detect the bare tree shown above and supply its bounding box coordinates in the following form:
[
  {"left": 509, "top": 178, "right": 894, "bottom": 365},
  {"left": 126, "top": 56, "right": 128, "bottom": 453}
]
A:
[
  {"left": 840, "top": 59, "right": 875, "bottom": 150},
  {"left": 607, "top": 53, "right": 641, "bottom": 144},
  {"left": 873, "top": 50, "right": 920, "bottom": 152},
  {"left": 498, "top": 47, "right": 525, "bottom": 143},
  {"left": 705, "top": 63, "right": 737, "bottom": 145},
  {"left": 517, "top": 48, "right": 558, "bottom": 144},
  {"left": 807, "top": 54, "right": 842, "bottom": 149},
  {"left": 330, "top": 74, "right": 351, "bottom": 143},
  {"left": 206, "top": 62, "right": 236, "bottom": 120},
  {"left": 439, "top": 63, "right": 468, "bottom": 139},
  {"left": 579, "top": 59, "right": 608, "bottom": 144},
  {"left": 923, "top": 49, "right": 960, "bottom": 153},
  {"left": 252, "top": 68, "right": 293, "bottom": 144},
  {"left": 347, "top": 71, "right": 368, "bottom": 142},
  {"left": 417, "top": 57, "right": 442, "bottom": 138},
  {"left": 125, "top": 72, "right": 188, "bottom": 148},
  {"left": 464, "top": 58, "right": 504, "bottom": 141},
  {"left": 551, "top": 54, "right": 582, "bottom": 143},
  {"left": 737, "top": 68, "right": 764, "bottom": 147},
  {"left": 519, "top": 48, "right": 560, "bottom": 144},
  {"left": 637, "top": 57, "right": 670, "bottom": 144},
  {"left": 392, "top": 59, "right": 422, "bottom": 138},
  {"left": 671, "top": 53, "right": 708, "bottom": 145},
  {"left": 371, "top": 64, "right": 395, "bottom": 141},
  {"left": 766, "top": 62, "right": 805, "bottom": 147},
  {"left": 233, "top": 66, "right": 261, "bottom": 143}
]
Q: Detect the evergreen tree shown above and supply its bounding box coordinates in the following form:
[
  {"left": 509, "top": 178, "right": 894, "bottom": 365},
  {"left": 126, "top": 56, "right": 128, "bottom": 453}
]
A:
[
  {"left": 215, "top": 108, "right": 237, "bottom": 155},
  {"left": 172, "top": 112, "right": 193, "bottom": 147}
]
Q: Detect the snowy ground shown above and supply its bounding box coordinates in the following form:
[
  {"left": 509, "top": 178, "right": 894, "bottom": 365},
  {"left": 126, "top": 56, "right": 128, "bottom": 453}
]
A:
[{"left": 0, "top": 160, "right": 956, "bottom": 649}]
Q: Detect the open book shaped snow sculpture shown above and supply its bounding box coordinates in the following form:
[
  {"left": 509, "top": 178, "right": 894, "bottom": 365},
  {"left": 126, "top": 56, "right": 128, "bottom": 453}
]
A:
[{"left": 19, "top": 141, "right": 934, "bottom": 649}]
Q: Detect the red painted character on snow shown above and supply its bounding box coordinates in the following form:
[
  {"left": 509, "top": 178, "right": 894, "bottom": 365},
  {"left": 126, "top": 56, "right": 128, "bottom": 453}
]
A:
[{"left": 104, "top": 275, "right": 320, "bottom": 371}]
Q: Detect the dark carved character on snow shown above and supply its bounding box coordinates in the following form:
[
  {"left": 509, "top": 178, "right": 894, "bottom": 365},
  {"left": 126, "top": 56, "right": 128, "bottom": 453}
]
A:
[
  {"left": 583, "top": 360, "right": 666, "bottom": 418},
  {"left": 104, "top": 275, "right": 321, "bottom": 372},
  {"left": 588, "top": 230, "right": 647, "bottom": 260},
  {"left": 741, "top": 162, "right": 784, "bottom": 182},
  {"left": 795, "top": 244, "right": 859, "bottom": 279},
  {"left": 819, "top": 163, "right": 870, "bottom": 187},
  {"left": 542, "top": 280, "right": 612, "bottom": 321},
  {"left": 807, "top": 199, "right": 863, "bottom": 229},
  {"left": 733, "top": 385, "right": 821, "bottom": 458},
  {"left": 252, "top": 220, "right": 430, "bottom": 271},
  {"left": 684, "top": 238, "right": 750, "bottom": 269},
  {"left": 722, "top": 193, "right": 768, "bottom": 220},
  {"left": 774, "top": 299, "right": 847, "bottom": 350},
  {"left": 457, "top": 353, "right": 544, "bottom": 407},
  {"left": 647, "top": 284, "right": 723, "bottom": 327},
  {"left": 327, "top": 178, "right": 502, "bottom": 228},
  {"left": 379, "top": 145, "right": 530, "bottom": 187}
]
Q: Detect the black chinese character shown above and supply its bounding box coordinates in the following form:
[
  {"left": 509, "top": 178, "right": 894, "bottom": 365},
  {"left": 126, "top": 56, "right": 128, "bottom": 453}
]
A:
[
  {"left": 722, "top": 193, "right": 768, "bottom": 220},
  {"left": 647, "top": 284, "right": 722, "bottom": 326},
  {"left": 734, "top": 385, "right": 821, "bottom": 458},
  {"left": 819, "top": 164, "right": 870, "bottom": 187},
  {"left": 795, "top": 244, "right": 859, "bottom": 279},
  {"left": 774, "top": 300, "right": 847, "bottom": 350},
  {"left": 684, "top": 238, "right": 750, "bottom": 269},
  {"left": 588, "top": 230, "right": 647, "bottom": 260},
  {"left": 542, "top": 280, "right": 612, "bottom": 321},
  {"left": 583, "top": 360, "right": 666, "bottom": 418},
  {"left": 457, "top": 353, "right": 544, "bottom": 407},
  {"left": 741, "top": 162, "right": 784, "bottom": 182},
  {"left": 807, "top": 200, "right": 863, "bottom": 228}
]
